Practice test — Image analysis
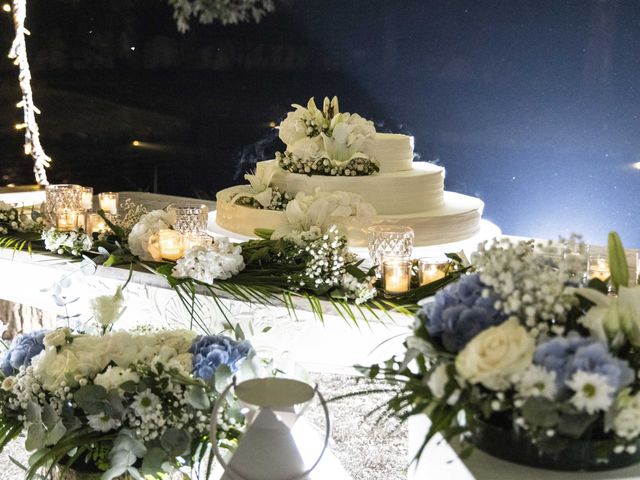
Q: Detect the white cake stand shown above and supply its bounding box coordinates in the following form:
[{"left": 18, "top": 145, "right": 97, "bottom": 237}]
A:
[{"left": 207, "top": 210, "right": 502, "bottom": 260}]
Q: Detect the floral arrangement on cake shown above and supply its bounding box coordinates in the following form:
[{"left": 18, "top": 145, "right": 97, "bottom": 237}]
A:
[
  {"left": 0, "top": 324, "right": 255, "bottom": 479},
  {"left": 363, "top": 233, "right": 640, "bottom": 470},
  {"left": 275, "top": 96, "right": 379, "bottom": 176}
]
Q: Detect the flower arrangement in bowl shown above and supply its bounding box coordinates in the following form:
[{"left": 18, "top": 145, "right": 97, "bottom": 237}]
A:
[
  {"left": 0, "top": 326, "right": 255, "bottom": 479},
  {"left": 364, "top": 232, "right": 640, "bottom": 471}
]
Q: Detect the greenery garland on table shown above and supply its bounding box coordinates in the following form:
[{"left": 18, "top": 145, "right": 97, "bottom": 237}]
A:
[{"left": 0, "top": 200, "right": 465, "bottom": 329}]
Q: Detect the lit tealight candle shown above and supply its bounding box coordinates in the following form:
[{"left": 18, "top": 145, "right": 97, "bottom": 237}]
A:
[
  {"left": 589, "top": 256, "right": 610, "bottom": 282},
  {"left": 87, "top": 213, "right": 107, "bottom": 235},
  {"left": 81, "top": 187, "right": 94, "bottom": 211},
  {"left": 418, "top": 257, "right": 451, "bottom": 286},
  {"left": 56, "top": 209, "right": 78, "bottom": 232},
  {"left": 382, "top": 257, "right": 412, "bottom": 295},
  {"left": 98, "top": 192, "right": 119, "bottom": 215},
  {"left": 158, "top": 229, "right": 184, "bottom": 261}
]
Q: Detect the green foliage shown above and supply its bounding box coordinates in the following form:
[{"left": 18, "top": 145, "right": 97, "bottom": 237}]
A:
[{"left": 608, "top": 231, "right": 629, "bottom": 292}]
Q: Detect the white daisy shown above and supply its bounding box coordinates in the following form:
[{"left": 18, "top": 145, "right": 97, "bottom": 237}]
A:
[
  {"left": 87, "top": 414, "right": 121, "bottom": 432},
  {"left": 131, "top": 389, "right": 160, "bottom": 418},
  {"left": 566, "top": 371, "right": 615, "bottom": 414},
  {"left": 613, "top": 407, "right": 640, "bottom": 440},
  {"left": 516, "top": 365, "right": 557, "bottom": 400}
]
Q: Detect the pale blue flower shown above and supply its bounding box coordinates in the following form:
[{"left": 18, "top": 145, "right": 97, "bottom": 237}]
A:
[
  {"left": 189, "top": 335, "right": 253, "bottom": 382},
  {"left": 1, "top": 330, "right": 47, "bottom": 376},
  {"left": 418, "top": 274, "right": 506, "bottom": 352}
]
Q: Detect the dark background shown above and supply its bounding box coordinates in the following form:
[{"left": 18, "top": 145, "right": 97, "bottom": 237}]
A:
[{"left": 1, "top": 0, "right": 639, "bottom": 246}]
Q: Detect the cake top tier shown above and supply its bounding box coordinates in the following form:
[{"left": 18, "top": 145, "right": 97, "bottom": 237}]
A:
[{"left": 276, "top": 96, "right": 414, "bottom": 177}]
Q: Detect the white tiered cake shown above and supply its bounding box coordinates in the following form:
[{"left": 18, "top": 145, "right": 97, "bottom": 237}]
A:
[{"left": 215, "top": 98, "right": 484, "bottom": 246}]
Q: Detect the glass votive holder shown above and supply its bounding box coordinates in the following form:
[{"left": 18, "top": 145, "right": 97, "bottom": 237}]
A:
[
  {"left": 169, "top": 204, "right": 208, "bottom": 234},
  {"left": 55, "top": 208, "right": 79, "bottom": 232},
  {"left": 382, "top": 256, "right": 413, "bottom": 295},
  {"left": 588, "top": 254, "right": 610, "bottom": 283},
  {"left": 98, "top": 192, "right": 119, "bottom": 216},
  {"left": 182, "top": 232, "right": 213, "bottom": 250},
  {"left": 87, "top": 213, "right": 107, "bottom": 235},
  {"left": 367, "top": 225, "right": 414, "bottom": 276},
  {"left": 418, "top": 256, "right": 451, "bottom": 286},
  {"left": 45, "top": 184, "right": 82, "bottom": 223},
  {"left": 80, "top": 187, "right": 94, "bottom": 211},
  {"left": 157, "top": 229, "right": 184, "bottom": 261}
]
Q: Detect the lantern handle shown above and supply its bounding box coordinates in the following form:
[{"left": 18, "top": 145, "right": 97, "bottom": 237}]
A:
[{"left": 210, "top": 378, "right": 331, "bottom": 480}]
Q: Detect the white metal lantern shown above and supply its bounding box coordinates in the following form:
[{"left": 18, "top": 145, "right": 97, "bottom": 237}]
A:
[{"left": 211, "top": 377, "right": 331, "bottom": 480}]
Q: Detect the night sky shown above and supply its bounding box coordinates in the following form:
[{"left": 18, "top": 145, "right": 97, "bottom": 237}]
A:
[{"left": 1, "top": 0, "right": 639, "bottom": 246}]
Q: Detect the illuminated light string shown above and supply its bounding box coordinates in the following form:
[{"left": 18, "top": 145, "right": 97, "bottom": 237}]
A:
[{"left": 8, "top": 0, "right": 51, "bottom": 186}]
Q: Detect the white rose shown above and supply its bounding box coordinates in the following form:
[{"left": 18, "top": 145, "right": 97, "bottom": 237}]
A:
[
  {"left": 153, "top": 330, "right": 196, "bottom": 354},
  {"left": 68, "top": 337, "right": 111, "bottom": 378},
  {"left": 167, "top": 353, "right": 193, "bottom": 373},
  {"left": 455, "top": 318, "right": 534, "bottom": 390},
  {"left": 2, "top": 376, "right": 15, "bottom": 391},
  {"left": 94, "top": 366, "right": 140, "bottom": 392},
  {"left": 34, "top": 348, "right": 80, "bottom": 391},
  {"left": 613, "top": 407, "right": 640, "bottom": 440},
  {"left": 43, "top": 328, "right": 71, "bottom": 348},
  {"left": 90, "top": 287, "right": 126, "bottom": 328}
]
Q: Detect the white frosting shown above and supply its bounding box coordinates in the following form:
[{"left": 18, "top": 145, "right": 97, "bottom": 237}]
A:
[
  {"left": 257, "top": 160, "right": 444, "bottom": 216},
  {"left": 362, "top": 133, "right": 414, "bottom": 173},
  {"left": 216, "top": 187, "right": 483, "bottom": 247}
]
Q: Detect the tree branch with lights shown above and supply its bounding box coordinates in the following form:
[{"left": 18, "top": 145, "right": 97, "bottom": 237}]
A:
[{"left": 6, "top": 0, "right": 276, "bottom": 186}]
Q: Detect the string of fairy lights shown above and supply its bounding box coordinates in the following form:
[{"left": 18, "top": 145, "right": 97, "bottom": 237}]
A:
[{"left": 6, "top": 0, "right": 51, "bottom": 186}]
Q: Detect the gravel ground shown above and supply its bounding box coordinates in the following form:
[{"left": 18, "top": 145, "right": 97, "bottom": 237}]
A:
[{"left": 0, "top": 374, "right": 406, "bottom": 480}]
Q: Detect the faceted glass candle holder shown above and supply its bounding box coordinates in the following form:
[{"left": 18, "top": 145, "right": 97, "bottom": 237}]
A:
[
  {"left": 169, "top": 204, "right": 208, "bottom": 234},
  {"left": 367, "top": 225, "right": 414, "bottom": 276},
  {"left": 588, "top": 254, "right": 610, "bottom": 283},
  {"left": 45, "top": 184, "right": 82, "bottom": 225}
]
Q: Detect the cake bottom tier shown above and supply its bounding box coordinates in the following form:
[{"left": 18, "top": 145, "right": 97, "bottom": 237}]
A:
[{"left": 214, "top": 186, "right": 484, "bottom": 247}]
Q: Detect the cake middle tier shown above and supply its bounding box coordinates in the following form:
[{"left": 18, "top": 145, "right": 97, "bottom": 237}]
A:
[{"left": 258, "top": 160, "right": 445, "bottom": 215}]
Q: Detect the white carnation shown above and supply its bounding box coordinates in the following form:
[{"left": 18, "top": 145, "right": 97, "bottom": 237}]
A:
[
  {"left": 94, "top": 366, "right": 140, "bottom": 392},
  {"left": 172, "top": 237, "right": 245, "bottom": 283},
  {"left": 127, "top": 209, "right": 176, "bottom": 261},
  {"left": 613, "top": 407, "right": 640, "bottom": 440}
]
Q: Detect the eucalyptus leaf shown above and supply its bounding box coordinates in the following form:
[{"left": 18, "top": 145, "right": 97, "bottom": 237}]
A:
[
  {"left": 25, "top": 402, "right": 42, "bottom": 424},
  {"left": 44, "top": 421, "right": 66, "bottom": 446},
  {"left": 187, "top": 385, "right": 211, "bottom": 410},
  {"left": 521, "top": 397, "right": 560, "bottom": 428},
  {"left": 41, "top": 404, "right": 58, "bottom": 430},
  {"left": 160, "top": 428, "right": 191, "bottom": 456},
  {"left": 141, "top": 447, "right": 169, "bottom": 475},
  {"left": 556, "top": 412, "right": 597, "bottom": 438},
  {"left": 25, "top": 423, "right": 46, "bottom": 451},
  {"left": 74, "top": 384, "right": 108, "bottom": 410},
  {"left": 214, "top": 364, "right": 233, "bottom": 393}
]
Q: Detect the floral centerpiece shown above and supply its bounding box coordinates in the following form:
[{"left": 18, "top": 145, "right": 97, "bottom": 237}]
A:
[
  {"left": 365, "top": 233, "right": 640, "bottom": 471},
  {"left": 275, "top": 96, "right": 379, "bottom": 176},
  {"left": 0, "top": 326, "right": 254, "bottom": 479}
]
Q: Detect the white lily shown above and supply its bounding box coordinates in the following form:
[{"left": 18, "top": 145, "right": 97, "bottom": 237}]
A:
[
  {"left": 231, "top": 163, "right": 276, "bottom": 208},
  {"left": 576, "top": 286, "right": 640, "bottom": 346}
]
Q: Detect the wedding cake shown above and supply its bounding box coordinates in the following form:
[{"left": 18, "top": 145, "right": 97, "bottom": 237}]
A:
[{"left": 215, "top": 97, "right": 484, "bottom": 246}]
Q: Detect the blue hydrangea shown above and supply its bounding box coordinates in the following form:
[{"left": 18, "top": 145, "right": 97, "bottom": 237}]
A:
[
  {"left": 189, "top": 335, "right": 253, "bottom": 382},
  {"left": 1, "top": 330, "right": 47, "bottom": 376},
  {"left": 418, "top": 273, "right": 507, "bottom": 353},
  {"left": 534, "top": 333, "right": 634, "bottom": 393}
]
